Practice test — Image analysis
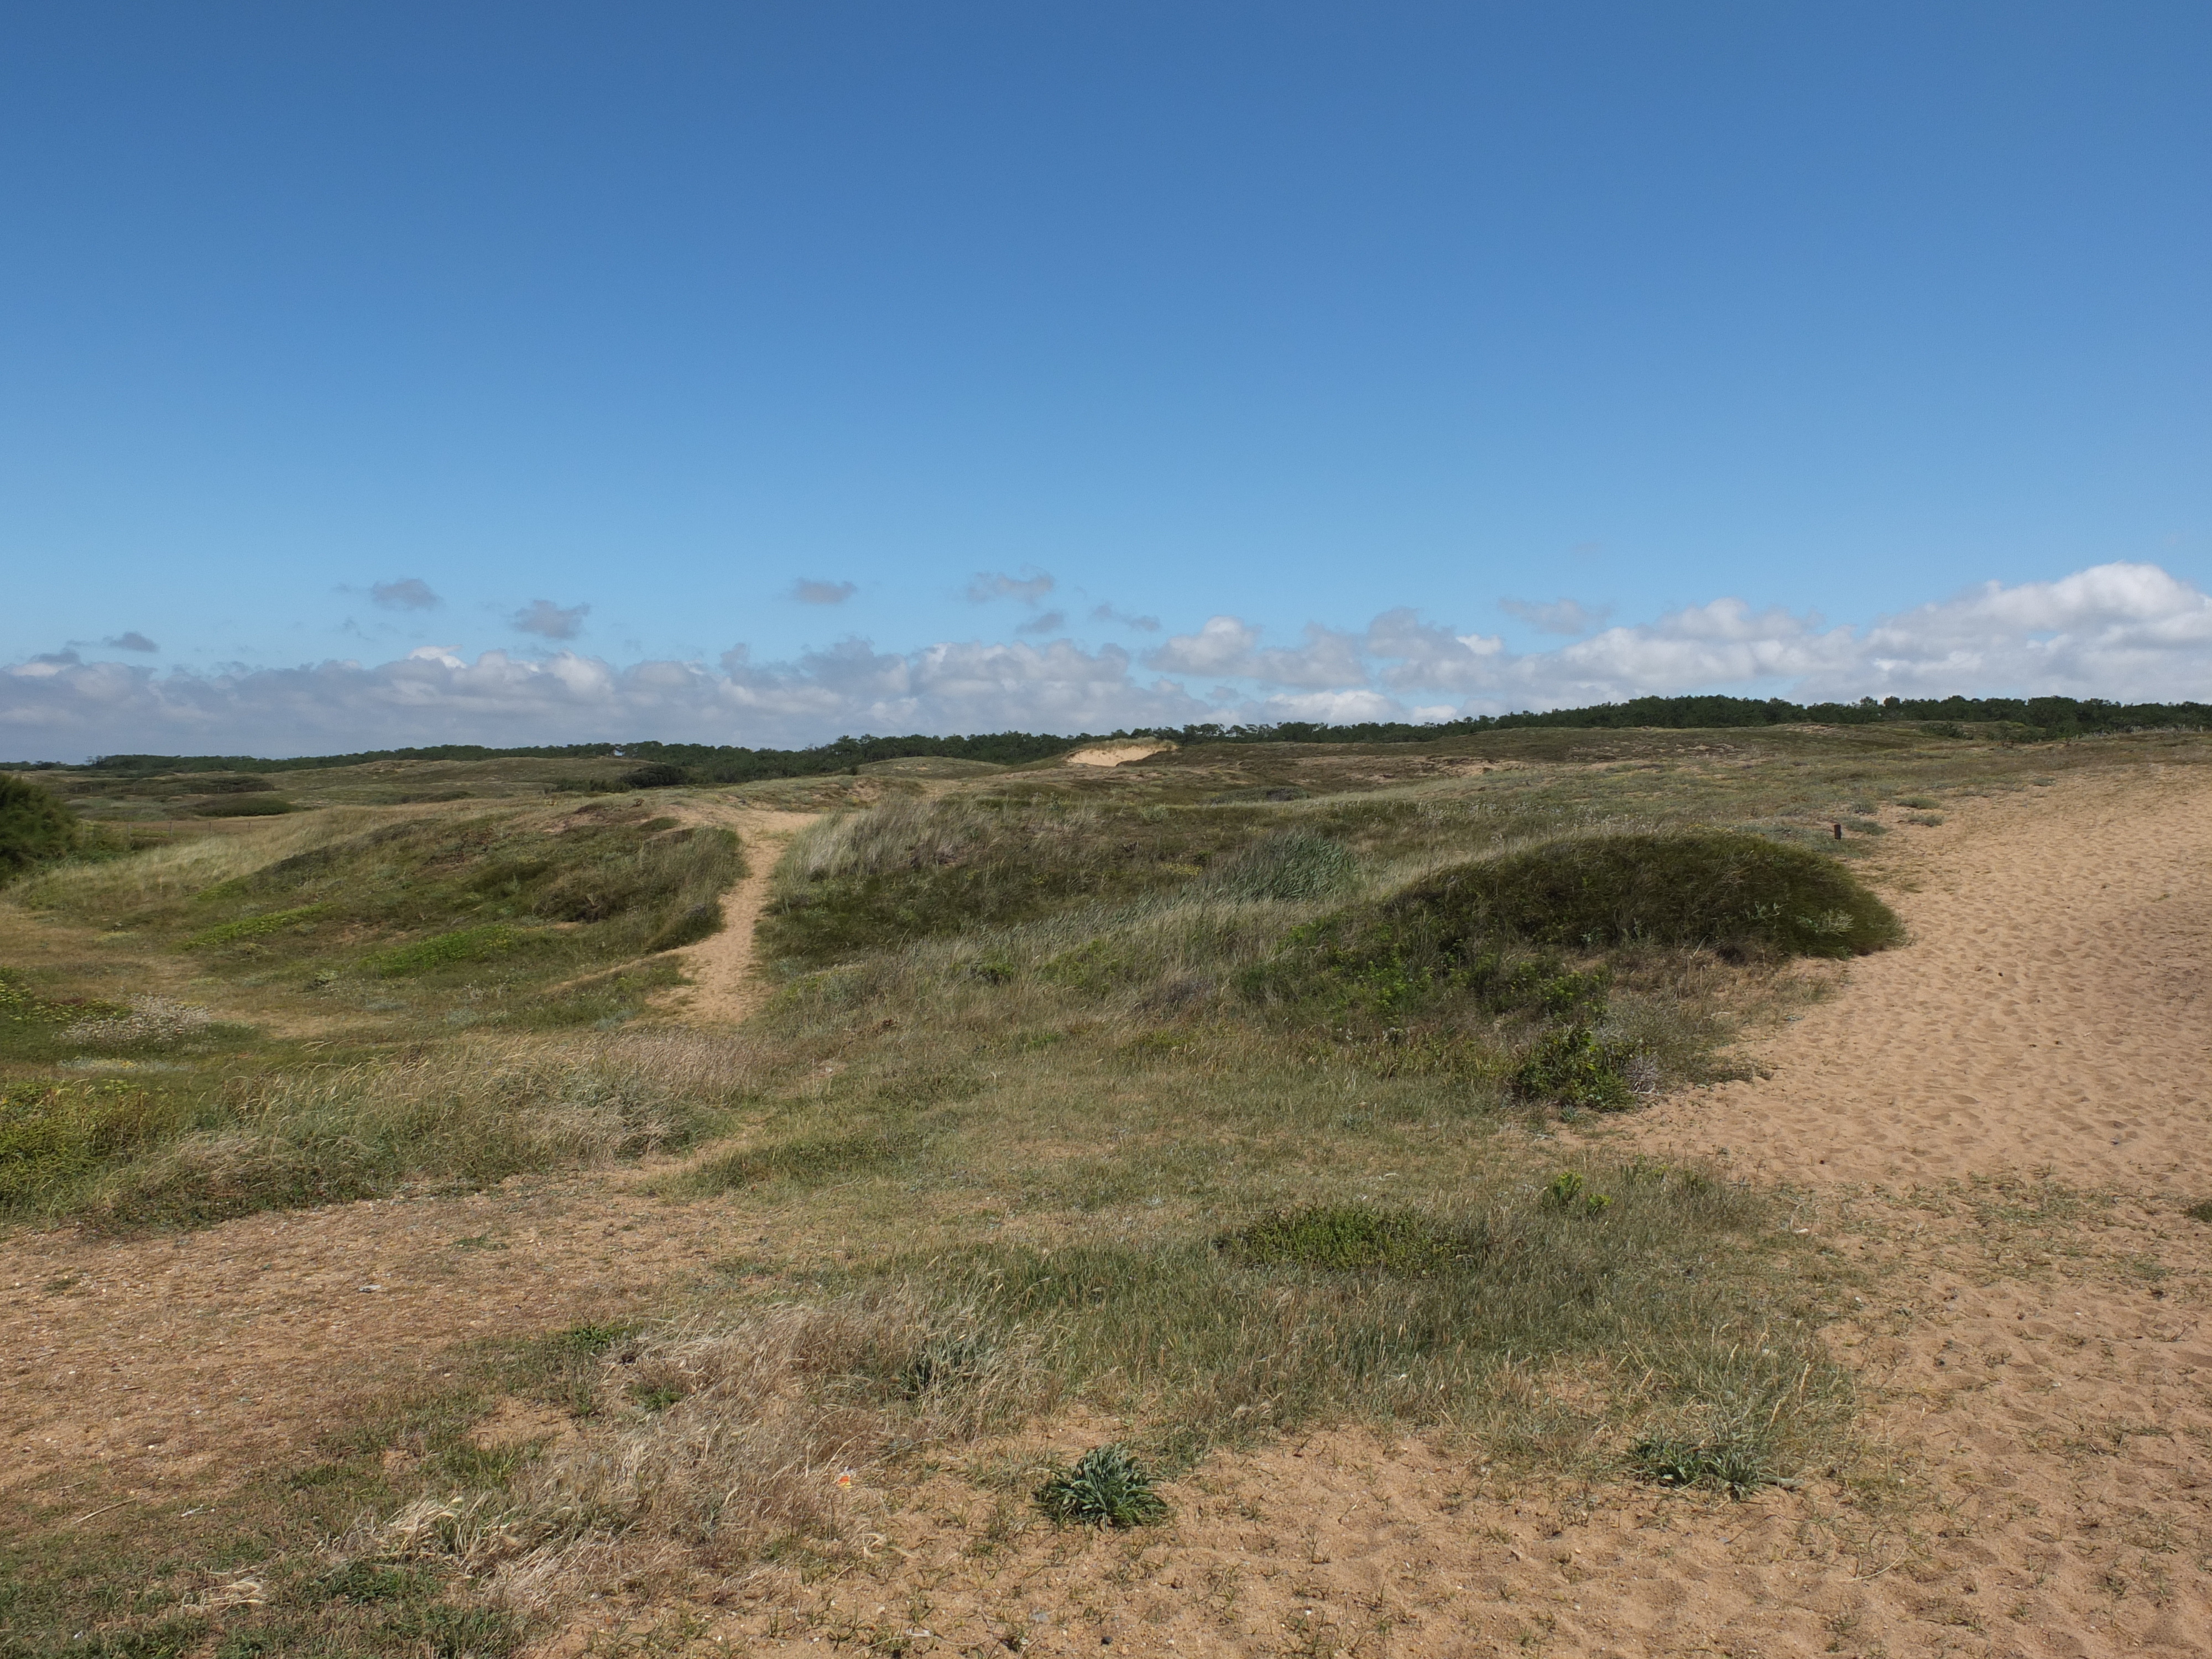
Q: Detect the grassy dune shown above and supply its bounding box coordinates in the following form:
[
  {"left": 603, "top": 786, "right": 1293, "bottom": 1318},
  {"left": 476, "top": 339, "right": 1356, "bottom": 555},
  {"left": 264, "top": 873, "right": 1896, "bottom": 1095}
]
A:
[{"left": 2, "top": 726, "right": 2203, "bottom": 1653}]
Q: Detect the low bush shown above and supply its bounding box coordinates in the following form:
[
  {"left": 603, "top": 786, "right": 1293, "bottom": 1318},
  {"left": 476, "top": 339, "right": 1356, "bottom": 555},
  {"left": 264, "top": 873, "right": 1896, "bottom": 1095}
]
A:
[
  {"left": 0, "top": 775, "right": 77, "bottom": 875},
  {"left": 1514, "top": 1024, "right": 1637, "bottom": 1109},
  {"left": 1402, "top": 831, "right": 1902, "bottom": 957}
]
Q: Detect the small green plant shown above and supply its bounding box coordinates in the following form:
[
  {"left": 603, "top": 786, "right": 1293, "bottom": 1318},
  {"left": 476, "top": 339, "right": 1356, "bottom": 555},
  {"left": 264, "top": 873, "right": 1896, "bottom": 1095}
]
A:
[
  {"left": 1541, "top": 1172, "right": 1612, "bottom": 1215},
  {"left": 1629, "top": 1430, "right": 1775, "bottom": 1498},
  {"left": 1034, "top": 1443, "right": 1169, "bottom": 1527},
  {"left": 2183, "top": 1199, "right": 2212, "bottom": 1224},
  {"left": 1514, "top": 1025, "right": 1634, "bottom": 1109}
]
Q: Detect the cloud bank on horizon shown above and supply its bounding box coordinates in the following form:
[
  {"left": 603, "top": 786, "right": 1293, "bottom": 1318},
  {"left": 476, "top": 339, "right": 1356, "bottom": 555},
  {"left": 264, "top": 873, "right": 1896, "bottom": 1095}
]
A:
[{"left": 6, "top": 561, "right": 2210, "bottom": 760}]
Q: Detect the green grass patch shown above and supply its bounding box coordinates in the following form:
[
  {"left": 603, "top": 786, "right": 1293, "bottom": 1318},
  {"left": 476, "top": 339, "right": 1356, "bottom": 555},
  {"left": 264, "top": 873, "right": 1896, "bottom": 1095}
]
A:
[
  {"left": 675, "top": 1125, "right": 928, "bottom": 1195},
  {"left": 182, "top": 904, "right": 331, "bottom": 950},
  {"left": 362, "top": 922, "right": 530, "bottom": 977},
  {"left": 1217, "top": 1203, "right": 1477, "bottom": 1273}
]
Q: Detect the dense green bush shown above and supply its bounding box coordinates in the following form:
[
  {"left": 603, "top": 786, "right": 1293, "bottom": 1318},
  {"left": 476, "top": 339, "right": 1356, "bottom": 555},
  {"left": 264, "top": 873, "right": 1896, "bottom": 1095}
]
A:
[
  {"left": 1399, "top": 830, "right": 1902, "bottom": 957},
  {"left": 0, "top": 776, "right": 77, "bottom": 875}
]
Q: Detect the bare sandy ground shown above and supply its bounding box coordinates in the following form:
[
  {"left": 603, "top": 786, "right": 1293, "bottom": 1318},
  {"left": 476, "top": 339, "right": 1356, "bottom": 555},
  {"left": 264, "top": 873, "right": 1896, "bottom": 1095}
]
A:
[
  {"left": 1065, "top": 743, "right": 1175, "bottom": 767},
  {"left": 659, "top": 804, "right": 820, "bottom": 1024},
  {"left": 1631, "top": 768, "right": 2212, "bottom": 1194}
]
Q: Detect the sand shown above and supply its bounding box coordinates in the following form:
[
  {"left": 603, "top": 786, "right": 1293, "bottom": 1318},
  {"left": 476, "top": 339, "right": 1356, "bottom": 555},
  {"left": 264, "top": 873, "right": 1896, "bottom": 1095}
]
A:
[
  {"left": 1064, "top": 742, "right": 1175, "bottom": 767},
  {"left": 1630, "top": 769, "right": 2212, "bottom": 1194},
  {"left": 659, "top": 804, "right": 820, "bottom": 1024}
]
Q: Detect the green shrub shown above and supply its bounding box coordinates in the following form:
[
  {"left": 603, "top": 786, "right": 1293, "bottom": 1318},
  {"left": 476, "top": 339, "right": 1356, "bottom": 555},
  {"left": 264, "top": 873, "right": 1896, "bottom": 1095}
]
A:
[
  {"left": 0, "top": 776, "right": 78, "bottom": 875},
  {"left": 2184, "top": 1199, "right": 2212, "bottom": 1224},
  {"left": 1515, "top": 1024, "right": 1635, "bottom": 1109},
  {"left": 1399, "top": 831, "right": 1902, "bottom": 957},
  {"left": 1034, "top": 1443, "right": 1168, "bottom": 1527}
]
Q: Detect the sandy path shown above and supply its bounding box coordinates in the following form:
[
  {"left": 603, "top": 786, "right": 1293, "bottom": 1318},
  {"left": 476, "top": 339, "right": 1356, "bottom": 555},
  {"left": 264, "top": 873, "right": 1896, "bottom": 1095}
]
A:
[
  {"left": 0, "top": 1172, "right": 766, "bottom": 1506},
  {"left": 1630, "top": 769, "right": 2212, "bottom": 1193},
  {"left": 662, "top": 804, "right": 819, "bottom": 1025}
]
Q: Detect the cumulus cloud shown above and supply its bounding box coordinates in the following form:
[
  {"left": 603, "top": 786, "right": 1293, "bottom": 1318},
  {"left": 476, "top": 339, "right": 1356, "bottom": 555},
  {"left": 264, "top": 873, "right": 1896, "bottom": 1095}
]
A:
[
  {"left": 371, "top": 578, "right": 441, "bottom": 611},
  {"left": 102, "top": 632, "right": 159, "bottom": 653},
  {"left": 967, "top": 570, "right": 1055, "bottom": 605},
  {"left": 790, "top": 578, "right": 858, "bottom": 605},
  {"left": 512, "top": 599, "right": 589, "bottom": 640},
  {"left": 5, "top": 561, "right": 2208, "bottom": 760},
  {"left": 1016, "top": 610, "right": 1068, "bottom": 635},
  {"left": 1146, "top": 615, "right": 1258, "bottom": 676},
  {"left": 1499, "top": 597, "right": 1610, "bottom": 636}
]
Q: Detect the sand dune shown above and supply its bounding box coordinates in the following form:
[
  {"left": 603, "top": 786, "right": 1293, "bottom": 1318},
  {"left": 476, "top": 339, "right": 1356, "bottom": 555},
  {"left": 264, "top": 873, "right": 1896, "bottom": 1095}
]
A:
[{"left": 1631, "top": 768, "right": 2212, "bottom": 1195}]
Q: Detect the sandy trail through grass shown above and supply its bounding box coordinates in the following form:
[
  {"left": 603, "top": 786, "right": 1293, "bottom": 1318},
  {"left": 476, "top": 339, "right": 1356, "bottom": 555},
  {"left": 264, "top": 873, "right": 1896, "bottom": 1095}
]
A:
[{"left": 658, "top": 802, "right": 820, "bottom": 1024}]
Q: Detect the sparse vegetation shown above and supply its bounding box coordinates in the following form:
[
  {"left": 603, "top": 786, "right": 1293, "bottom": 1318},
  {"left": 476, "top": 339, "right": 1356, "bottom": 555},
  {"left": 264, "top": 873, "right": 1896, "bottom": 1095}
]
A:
[{"left": 6, "top": 723, "right": 2205, "bottom": 1652}]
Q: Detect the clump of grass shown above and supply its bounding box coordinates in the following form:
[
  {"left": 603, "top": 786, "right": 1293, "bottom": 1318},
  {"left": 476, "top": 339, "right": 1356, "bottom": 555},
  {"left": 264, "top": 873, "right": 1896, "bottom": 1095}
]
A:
[
  {"left": 1630, "top": 1427, "right": 1777, "bottom": 1498},
  {"left": 194, "top": 794, "right": 296, "bottom": 817},
  {"left": 1403, "top": 830, "right": 1903, "bottom": 957},
  {"left": 895, "top": 1161, "right": 1846, "bottom": 1469},
  {"left": 0, "top": 1079, "right": 195, "bottom": 1212},
  {"left": 1202, "top": 830, "right": 1358, "bottom": 901},
  {"left": 1034, "top": 1444, "right": 1170, "bottom": 1527},
  {"left": 2183, "top": 1199, "right": 2212, "bottom": 1224},
  {"left": 1218, "top": 1203, "right": 1475, "bottom": 1273}
]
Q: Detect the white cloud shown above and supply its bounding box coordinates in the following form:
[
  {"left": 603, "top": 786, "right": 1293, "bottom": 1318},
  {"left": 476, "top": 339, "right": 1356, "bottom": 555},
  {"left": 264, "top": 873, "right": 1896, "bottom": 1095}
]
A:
[
  {"left": 6, "top": 561, "right": 2210, "bottom": 760},
  {"left": 513, "top": 599, "right": 589, "bottom": 640},
  {"left": 1499, "top": 597, "right": 1611, "bottom": 635},
  {"left": 790, "top": 578, "right": 858, "bottom": 605},
  {"left": 1145, "top": 615, "right": 1258, "bottom": 676},
  {"left": 102, "top": 632, "right": 159, "bottom": 653}
]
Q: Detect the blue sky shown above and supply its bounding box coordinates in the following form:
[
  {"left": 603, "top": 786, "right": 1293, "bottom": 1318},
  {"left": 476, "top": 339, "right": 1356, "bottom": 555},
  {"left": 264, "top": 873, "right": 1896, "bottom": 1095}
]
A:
[{"left": 4, "top": 2, "right": 2210, "bottom": 757}]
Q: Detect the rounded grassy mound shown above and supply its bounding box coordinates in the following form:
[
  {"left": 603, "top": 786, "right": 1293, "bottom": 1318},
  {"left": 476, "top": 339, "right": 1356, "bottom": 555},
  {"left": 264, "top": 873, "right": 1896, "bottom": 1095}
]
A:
[{"left": 1397, "top": 830, "right": 1902, "bottom": 958}]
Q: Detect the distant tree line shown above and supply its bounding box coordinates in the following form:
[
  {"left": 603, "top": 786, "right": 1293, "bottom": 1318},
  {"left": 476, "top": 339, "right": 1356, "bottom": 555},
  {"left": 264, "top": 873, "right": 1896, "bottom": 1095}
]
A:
[{"left": 18, "top": 693, "right": 2206, "bottom": 784}]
